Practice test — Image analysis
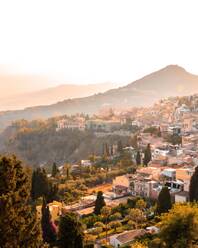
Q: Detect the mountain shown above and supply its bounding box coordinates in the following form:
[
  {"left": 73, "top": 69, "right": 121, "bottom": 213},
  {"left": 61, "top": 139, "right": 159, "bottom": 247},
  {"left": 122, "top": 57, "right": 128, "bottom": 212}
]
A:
[
  {"left": 0, "top": 72, "right": 50, "bottom": 98},
  {"left": 0, "top": 65, "right": 198, "bottom": 130},
  {"left": 0, "top": 82, "right": 116, "bottom": 111}
]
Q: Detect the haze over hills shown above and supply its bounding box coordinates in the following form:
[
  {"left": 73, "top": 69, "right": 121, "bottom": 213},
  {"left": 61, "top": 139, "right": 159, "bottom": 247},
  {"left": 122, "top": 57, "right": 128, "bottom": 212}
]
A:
[
  {"left": 0, "top": 82, "right": 116, "bottom": 111},
  {"left": 1, "top": 65, "right": 198, "bottom": 129}
]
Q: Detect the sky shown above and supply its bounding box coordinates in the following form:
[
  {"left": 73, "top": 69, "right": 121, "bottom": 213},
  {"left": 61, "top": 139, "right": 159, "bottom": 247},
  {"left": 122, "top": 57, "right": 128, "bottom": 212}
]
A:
[{"left": 0, "top": 0, "right": 198, "bottom": 88}]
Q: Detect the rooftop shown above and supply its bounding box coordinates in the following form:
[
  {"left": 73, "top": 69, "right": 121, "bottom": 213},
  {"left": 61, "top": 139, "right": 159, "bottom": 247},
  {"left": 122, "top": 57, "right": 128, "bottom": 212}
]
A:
[{"left": 116, "top": 229, "right": 146, "bottom": 244}]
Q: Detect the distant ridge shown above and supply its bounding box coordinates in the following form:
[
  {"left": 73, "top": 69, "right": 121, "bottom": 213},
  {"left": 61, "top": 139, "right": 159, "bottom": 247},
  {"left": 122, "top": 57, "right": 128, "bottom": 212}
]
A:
[
  {"left": 0, "top": 82, "right": 116, "bottom": 111},
  {"left": 0, "top": 65, "right": 198, "bottom": 129}
]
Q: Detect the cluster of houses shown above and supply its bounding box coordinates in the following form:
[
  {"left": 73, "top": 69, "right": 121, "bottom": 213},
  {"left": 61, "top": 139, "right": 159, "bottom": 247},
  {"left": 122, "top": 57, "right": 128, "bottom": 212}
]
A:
[{"left": 46, "top": 95, "right": 198, "bottom": 247}]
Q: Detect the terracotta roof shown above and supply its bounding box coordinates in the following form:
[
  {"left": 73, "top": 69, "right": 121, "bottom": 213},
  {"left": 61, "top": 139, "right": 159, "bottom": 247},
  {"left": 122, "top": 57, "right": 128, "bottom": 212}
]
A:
[{"left": 116, "top": 229, "right": 146, "bottom": 244}]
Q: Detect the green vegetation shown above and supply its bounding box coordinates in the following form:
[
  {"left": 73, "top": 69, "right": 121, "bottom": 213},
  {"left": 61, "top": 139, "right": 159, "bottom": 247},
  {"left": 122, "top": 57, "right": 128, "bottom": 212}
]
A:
[
  {"left": 189, "top": 166, "right": 198, "bottom": 202},
  {"left": 156, "top": 187, "right": 172, "bottom": 215},
  {"left": 94, "top": 191, "right": 106, "bottom": 215},
  {"left": 58, "top": 212, "right": 84, "bottom": 248},
  {"left": 0, "top": 119, "right": 132, "bottom": 166},
  {"left": 143, "top": 144, "right": 152, "bottom": 166},
  {"left": 158, "top": 203, "right": 198, "bottom": 248},
  {"left": 0, "top": 155, "right": 44, "bottom": 247},
  {"left": 41, "top": 197, "right": 57, "bottom": 245},
  {"left": 165, "top": 134, "right": 182, "bottom": 145}
]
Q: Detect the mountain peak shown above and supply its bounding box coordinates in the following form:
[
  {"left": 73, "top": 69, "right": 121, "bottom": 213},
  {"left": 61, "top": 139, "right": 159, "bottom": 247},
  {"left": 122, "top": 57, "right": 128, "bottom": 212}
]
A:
[{"left": 163, "top": 64, "right": 186, "bottom": 73}]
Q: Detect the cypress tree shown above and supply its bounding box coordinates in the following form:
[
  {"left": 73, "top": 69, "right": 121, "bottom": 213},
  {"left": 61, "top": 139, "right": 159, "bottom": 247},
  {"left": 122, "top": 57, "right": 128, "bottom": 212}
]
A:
[
  {"left": 156, "top": 186, "right": 172, "bottom": 215},
  {"left": 94, "top": 191, "right": 106, "bottom": 215},
  {"left": 117, "top": 140, "right": 123, "bottom": 154},
  {"left": 58, "top": 213, "right": 84, "bottom": 248},
  {"left": 143, "top": 143, "right": 152, "bottom": 166},
  {"left": 0, "top": 155, "right": 44, "bottom": 247},
  {"left": 51, "top": 162, "right": 58, "bottom": 177},
  {"left": 189, "top": 166, "right": 198, "bottom": 202},
  {"left": 41, "top": 198, "right": 57, "bottom": 246},
  {"left": 31, "top": 168, "right": 49, "bottom": 201},
  {"left": 136, "top": 151, "right": 141, "bottom": 165}
]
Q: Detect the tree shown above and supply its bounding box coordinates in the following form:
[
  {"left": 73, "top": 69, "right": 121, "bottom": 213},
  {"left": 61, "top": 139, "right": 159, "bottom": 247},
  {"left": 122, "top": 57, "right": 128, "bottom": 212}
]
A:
[
  {"left": 51, "top": 162, "right": 59, "bottom": 177},
  {"left": 136, "top": 199, "right": 147, "bottom": 210},
  {"left": 159, "top": 203, "right": 198, "bottom": 248},
  {"left": 109, "top": 212, "right": 122, "bottom": 221},
  {"left": 117, "top": 140, "right": 123, "bottom": 154},
  {"left": 132, "top": 241, "right": 148, "bottom": 248},
  {"left": 41, "top": 197, "right": 57, "bottom": 246},
  {"left": 94, "top": 191, "right": 106, "bottom": 215},
  {"left": 127, "top": 208, "right": 145, "bottom": 229},
  {"left": 143, "top": 144, "right": 152, "bottom": 166},
  {"left": 94, "top": 222, "right": 105, "bottom": 229},
  {"left": 101, "top": 206, "right": 111, "bottom": 243},
  {"left": 136, "top": 151, "right": 141, "bottom": 166},
  {"left": 109, "top": 221, "right": 122, "bottom": 231},
  {"left": 31, "top": 168, "right": 49, "bottom": 201},
  {"left": 156, "top": 187, "right": 172, "bottom": 215},
  {"left": 189, "top": 166, "right": 198, "bottom": 202},
  {"left": 58, "top": 213, "right": 84, "bottom": 248},
  {"left": 0, "top": 155, "right": 44, "bottom": 247}
]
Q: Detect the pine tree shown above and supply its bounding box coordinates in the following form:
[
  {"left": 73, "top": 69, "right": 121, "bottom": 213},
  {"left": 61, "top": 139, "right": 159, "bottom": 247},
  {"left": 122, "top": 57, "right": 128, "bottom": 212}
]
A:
[
  {"left": 143, "top": 143, "right": 152, "bottom": 166},
  {"left": 189, "top": 166, "right": 198, "bottom": 202},
  {"left": 41, "top": 197, "right": 57, "bottom": 246},
  {"left": 156, "top": 186, "right": 172, "bottom": 215},
  {"left": 0, "top": 155, "right": 44, "bottom": 247},
  {"left": 136, "top": 151, "right": 141, "bottom": 165},
  {"left": 94, "top": 191, "right": 106, "bottom": 215},
  {"left": 58, "top": 213, "right": 84, "bottom": 248},
  {"left": 51, "top": 162, "right": 58, "bottom": 177}
]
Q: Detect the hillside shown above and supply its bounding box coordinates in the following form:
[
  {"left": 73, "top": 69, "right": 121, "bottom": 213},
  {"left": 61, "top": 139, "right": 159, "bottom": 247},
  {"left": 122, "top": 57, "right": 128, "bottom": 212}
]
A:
[
  {"left": 0, "top": 119, "right": 131, "bottom": 166},
  {"left": 0, "top": 65, "right": 198, "bottom": 129},
  {"left": 0, "top": 82, "right": 116, "bottom": 111}
]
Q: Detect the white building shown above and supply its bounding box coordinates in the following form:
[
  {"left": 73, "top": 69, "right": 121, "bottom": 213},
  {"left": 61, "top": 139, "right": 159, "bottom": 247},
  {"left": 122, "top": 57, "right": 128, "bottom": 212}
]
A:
[
  {"left": 56, "top": 119, "right": 85, "bottom": 131},
  {"left": 110, "top": 229, "right": 146, "bottom": 248}
]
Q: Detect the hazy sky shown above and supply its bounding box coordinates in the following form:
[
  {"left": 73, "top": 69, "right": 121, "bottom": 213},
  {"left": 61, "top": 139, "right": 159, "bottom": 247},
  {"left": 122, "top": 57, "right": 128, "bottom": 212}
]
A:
[{"left": 0, "top": 0, "right": 198, "bottom": 87}]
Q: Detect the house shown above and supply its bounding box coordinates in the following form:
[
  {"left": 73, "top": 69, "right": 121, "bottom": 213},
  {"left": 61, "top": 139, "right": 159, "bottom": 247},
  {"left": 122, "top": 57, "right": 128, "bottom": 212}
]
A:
[
  {"left": 56, "top": 118, "right": 85, "bottom": 131},
  {"left": 175, "top": 191, "right": 189, "bottom": 203},
  {"left": 112, "top": 175, "right": 132, "bottom": 196},
  {"left": 168, "top": 125, "right": 181, "bottom": 135},
  {"left": 109, "top": 229, "right": 146, "bottom": 248},
  {"left": 133, "top": 178, "right": 159, "bottom": 199},
  {"left": 48, "top": 201, "right": 63, "bottom": 220},
  {"left": 154, "top": 147, "right": 169, "bottom": 157},
  {"left": 146, "top": 226, "right": 160, "bottom": 234},
  {"left": 81, "top": 160, "right": 92, "bottom": 167},
  {"left": 161, "top": 168, "right": 176, "bottom": 180},
  {"left": 176, "top": 167, "right": 194, "bottom": 192}
]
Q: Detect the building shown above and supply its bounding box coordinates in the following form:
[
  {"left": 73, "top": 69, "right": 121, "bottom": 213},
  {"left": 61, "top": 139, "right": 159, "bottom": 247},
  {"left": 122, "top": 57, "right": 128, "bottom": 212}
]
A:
[
  {"left": 85, "top": 119, "right": 121, "bottom": 132},
  {"left": 56, "top": 118, "right": 85, "bottom": 131},
  {"left": 109, "top": 229, "right": 146, "bottom": 248},
  {"left": 161, "top": 168, "right": 176, "bottom": 180},
  {"left": 112, "top": 175, "right": 132, "bottom": 196},
  {"left": 175, "top": 191, "right": 189, "bottom": 203},
  {"left": 81, "top": 160, "right": 92, "bottom": 167},
  {"left": 176, "top": 167, "right": 194, "bottom": 192}
]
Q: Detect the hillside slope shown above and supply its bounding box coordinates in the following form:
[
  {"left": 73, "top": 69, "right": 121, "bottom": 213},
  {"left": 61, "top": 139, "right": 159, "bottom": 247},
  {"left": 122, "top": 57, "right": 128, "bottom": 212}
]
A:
[
  {"left": 0, "top": 65, "right": 198, "bottom": 129},
  {"left": 0, "top": 82, "right": 116, "bottom": 111}
]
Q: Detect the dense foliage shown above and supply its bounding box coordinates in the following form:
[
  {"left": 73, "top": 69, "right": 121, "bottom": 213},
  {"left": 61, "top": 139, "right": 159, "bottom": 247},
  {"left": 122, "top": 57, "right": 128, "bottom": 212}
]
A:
[
  {"left": 58, "top": 213, "right": 84, "bottom": 248},
  {"left": 0, "top": 119, "right": 132, "bottom": 167},
  {"left": 189, "top": 166, "right": 198, "bottom": 202},
  {"left": 0, "top": 155, "right": 44, "bottom": 248}
]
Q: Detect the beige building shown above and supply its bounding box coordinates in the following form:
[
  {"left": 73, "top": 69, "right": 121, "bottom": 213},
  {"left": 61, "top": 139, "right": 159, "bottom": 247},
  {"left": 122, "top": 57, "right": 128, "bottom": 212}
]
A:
[{"left": 176, "top": 168, "right": 194, "bottom": 192}]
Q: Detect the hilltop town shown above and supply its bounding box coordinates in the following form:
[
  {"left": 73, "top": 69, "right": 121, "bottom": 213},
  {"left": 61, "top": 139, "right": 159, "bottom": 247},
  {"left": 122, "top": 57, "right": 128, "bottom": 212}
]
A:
[{"left": 20, "top": 93, "right": 198, "bottom": 247}]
